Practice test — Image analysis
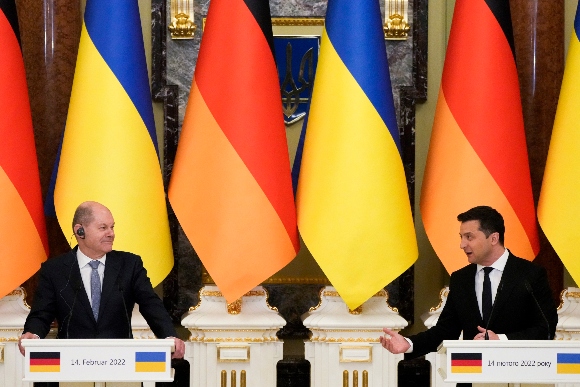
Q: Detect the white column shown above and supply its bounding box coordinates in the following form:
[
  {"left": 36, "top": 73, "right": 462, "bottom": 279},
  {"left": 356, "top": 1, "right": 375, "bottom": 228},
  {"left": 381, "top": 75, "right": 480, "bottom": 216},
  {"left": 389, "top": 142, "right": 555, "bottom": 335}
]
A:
[
  {"left": 302, "top": 286, "right": 407, "bottom": 387},
  {"left": 181, "top": 285, "right": 285, "bottom": 387}
]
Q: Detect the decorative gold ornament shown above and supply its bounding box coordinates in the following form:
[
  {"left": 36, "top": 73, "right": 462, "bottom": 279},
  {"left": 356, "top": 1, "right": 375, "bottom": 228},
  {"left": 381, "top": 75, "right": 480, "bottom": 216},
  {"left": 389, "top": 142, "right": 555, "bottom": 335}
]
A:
[
  {"left": 430, "top": 287, "right": 449, "bottom": 312},
  {"left": 227, "top": 299, "right": 242, "bottom": 315},
  {"left": 169, "top": 0, "right": 197, "bottom": 39},
  {"left": 383, "top": 0, "right": 410, "bottom": 40},
  {"left": 349, "top": 306, "right": 363, "bottom": 315}
]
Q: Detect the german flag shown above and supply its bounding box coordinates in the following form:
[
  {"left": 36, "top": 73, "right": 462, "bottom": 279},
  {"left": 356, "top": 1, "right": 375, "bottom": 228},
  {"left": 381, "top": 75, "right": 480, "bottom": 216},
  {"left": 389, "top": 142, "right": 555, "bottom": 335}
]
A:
[
  {"left": 0, "top": 0, "right": 49, "bottom": 298},
  {"left": 420, "top": 0, "right": 539, "bottom": 273},
  {"left": 29, "top": 352, "right": 60, "bottom": 373},
  {"left": 451, "top": 353, "right": 482, "bottom": 374},
  {"left": 168, "top": 0, "right": 299, "bottom": 303}
]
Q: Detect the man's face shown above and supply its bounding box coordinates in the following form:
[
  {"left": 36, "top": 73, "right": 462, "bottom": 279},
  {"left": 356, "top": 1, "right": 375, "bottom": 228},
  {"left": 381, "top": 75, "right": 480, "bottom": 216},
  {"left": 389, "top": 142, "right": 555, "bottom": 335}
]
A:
[
  {"left": 459, "top": 220, "right": 497, "bottom": 265},
  {"left": 78, "top": 205, "right": 115, "bottom": 258}
]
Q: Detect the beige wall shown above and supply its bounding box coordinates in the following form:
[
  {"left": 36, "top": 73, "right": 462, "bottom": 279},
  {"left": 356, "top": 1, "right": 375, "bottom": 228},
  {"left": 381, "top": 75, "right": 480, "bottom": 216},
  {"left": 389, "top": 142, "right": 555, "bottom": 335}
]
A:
[{"left": 405, "top": 0, "right": 455, "bottom": 336}]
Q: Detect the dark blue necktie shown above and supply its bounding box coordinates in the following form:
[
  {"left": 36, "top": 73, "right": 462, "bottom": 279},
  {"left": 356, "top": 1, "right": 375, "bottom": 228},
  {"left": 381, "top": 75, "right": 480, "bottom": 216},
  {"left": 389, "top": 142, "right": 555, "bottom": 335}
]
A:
[
  {"left": 89, "top": 260, "right": 101, "bottom": 320},
  {"left": 482, "top": 267, "right": 494, "bottom": 324}
]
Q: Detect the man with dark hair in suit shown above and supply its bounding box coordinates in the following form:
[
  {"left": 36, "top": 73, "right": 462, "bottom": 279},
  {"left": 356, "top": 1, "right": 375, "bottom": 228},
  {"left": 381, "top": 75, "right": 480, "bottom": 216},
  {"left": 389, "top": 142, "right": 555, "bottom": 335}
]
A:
[
  {"left": 19, "top": 201, "right": 185, "bottom": 359},
  {"left": 380, "top": 206, "right": 557, "bottom": 386}
]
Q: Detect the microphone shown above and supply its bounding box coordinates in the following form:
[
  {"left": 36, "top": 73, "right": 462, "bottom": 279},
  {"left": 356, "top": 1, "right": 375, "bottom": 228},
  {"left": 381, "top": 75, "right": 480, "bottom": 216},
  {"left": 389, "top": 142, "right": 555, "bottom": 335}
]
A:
[
  {"left": 58, "top": 280, "right": 82, "bottom": 339},
  {"left": 524, "top": 280, "right": 552, "bottom": 340},
  {"left": 57, "top": 249, "right": 78, "bottom": 338},
  {"left": 116, "top": 280, "right": 132, "bottom": 339},
  {"left": 484, "top": 282, "right": 503, "bottom": 340}
]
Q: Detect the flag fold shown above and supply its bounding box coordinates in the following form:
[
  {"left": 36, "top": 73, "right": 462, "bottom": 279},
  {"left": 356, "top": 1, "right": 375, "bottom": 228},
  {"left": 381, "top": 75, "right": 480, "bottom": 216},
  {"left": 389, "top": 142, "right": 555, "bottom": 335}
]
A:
[
  {"left": 168, "top": 0, "right": 299, "bottom": 303},
  {"left": 296, "top": 0, "right": 418, "bottom": 309},
  {"left": 420, "top": 0, "right": 539, "bottom": 273},
  {"left": 0, "top": 0, "right": 48, "bottom": 297},
  {"left": 54, "top": 0, "right": 173, "bottom": 286},
  {"left": 538, "top": 4, "right": 580, "bottom": 284}
]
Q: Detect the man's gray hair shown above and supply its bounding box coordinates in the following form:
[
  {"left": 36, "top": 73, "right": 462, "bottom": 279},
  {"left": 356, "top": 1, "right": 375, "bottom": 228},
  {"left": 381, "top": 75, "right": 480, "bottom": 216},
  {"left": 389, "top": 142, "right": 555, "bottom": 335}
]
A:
[{"left": 72, "top": 204, "right": 94, "bottom": 231}]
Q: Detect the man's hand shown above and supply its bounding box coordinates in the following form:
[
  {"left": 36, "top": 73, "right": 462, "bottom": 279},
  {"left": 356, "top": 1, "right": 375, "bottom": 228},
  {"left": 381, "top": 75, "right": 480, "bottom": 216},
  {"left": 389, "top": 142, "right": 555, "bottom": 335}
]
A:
[
  {"left": 169, "top": 337, "right": 185, "bottom": 359},
  {"left": 380, "top": 328, "right": 411, "bottom": 354},
  {"left": 474, "top": 325, "right": 499, "bottom": 340},
  {"left": 19, "top": 332, "right": 39, "bottom": 356}
]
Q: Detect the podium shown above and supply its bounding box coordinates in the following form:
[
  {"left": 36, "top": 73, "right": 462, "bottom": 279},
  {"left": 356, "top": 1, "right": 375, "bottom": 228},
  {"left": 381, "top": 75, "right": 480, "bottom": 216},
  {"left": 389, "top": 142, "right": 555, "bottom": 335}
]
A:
[
  {"left": 21, "top": 339, "right": 174, "bottom": 384},
  {"left": 438, "top": 340, "right": 580, "bottom": 384}
]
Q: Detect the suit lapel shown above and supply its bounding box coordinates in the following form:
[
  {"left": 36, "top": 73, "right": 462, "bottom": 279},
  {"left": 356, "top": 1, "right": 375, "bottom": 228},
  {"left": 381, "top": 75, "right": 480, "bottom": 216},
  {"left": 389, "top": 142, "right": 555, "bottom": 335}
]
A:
[
  {"left": 488, "top": 254, "right": 517, "bottom": 327},
  {"left": 99, "top": 250, "right": 121, "bottom": 319},
  {"left": 462, "top": 264, "right": 482, "bottom": 323}
]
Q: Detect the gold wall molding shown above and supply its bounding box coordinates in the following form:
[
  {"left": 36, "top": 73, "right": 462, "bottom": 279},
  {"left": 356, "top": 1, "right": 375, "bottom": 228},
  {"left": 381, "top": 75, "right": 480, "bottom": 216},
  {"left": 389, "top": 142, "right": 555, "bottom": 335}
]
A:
[
  {"left": 272, "top": 17, "right": 324, "bottom": 27},
  {"left": 203, "top": 269, "right": 329, "bottom": 285},
  {"left": 429, "top": 287, "right": 450, "bottom": 312},
  {"left": 189, "top": 336, "right": 278, "bottom": 343},
  {"left": 217, "top": 345, "right": 250, "bottom": 362},
  {"left": 0, "top": 337, "right": 19, "bottom": 342},
  {"left": 339, "top": 345, "right": 372, "bottom": 363},
  {"left": 309, "top": 288, "right": 395, "bottom": 313}
]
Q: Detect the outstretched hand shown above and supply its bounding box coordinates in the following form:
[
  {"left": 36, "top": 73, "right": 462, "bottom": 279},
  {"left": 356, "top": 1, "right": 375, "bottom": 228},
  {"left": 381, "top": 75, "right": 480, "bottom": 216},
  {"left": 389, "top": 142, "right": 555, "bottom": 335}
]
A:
[{"left": 380, "top": 328, "right": 411, "bottom": 354}]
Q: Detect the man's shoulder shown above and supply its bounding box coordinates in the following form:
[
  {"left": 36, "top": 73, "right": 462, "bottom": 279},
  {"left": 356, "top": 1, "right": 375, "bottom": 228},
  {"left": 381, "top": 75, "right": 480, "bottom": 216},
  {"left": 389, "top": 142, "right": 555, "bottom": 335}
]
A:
[
  {"left": 108, "top": 250, "right": 140, "bottom": 259},
  {"left": 41, "top": 250, "right": 76, "bottom": 268},
  {"left": 106, "top": 250, "right": 143, "bottom": 266},
  {"left": 451, "top": 263, "right": 477, "bottom": 278},
  {"left": 505, "top": 252, "right": 544, "bottom": 274}
]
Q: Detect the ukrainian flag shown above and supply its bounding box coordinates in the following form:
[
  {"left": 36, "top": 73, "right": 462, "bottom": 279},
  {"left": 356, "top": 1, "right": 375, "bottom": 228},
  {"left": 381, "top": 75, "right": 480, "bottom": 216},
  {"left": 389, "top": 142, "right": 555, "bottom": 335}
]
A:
[
  {"left": 557, "top": 353, "right": 580, "bottom": 374},
  {"left": 53, "top": 0, "right": 172, "bottom": 286},
  {"left": 538, "top": 3, "right": 580, "bottom": 285},
  {"left": 135, "top": 351, "right": 166, "bottom": 373},
  {"left": 296, "top": 0, "right": 418, "bottom": 309}
]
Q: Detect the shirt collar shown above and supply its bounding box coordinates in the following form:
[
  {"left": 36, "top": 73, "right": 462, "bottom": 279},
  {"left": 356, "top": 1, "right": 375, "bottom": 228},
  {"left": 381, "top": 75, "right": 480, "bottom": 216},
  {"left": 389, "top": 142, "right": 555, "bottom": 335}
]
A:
[
  {"left": 76, "top": 247, "right": 107, "bottom": 267},
  {"left": 477, "top": 248, "right": 508, "bottom": 273}
]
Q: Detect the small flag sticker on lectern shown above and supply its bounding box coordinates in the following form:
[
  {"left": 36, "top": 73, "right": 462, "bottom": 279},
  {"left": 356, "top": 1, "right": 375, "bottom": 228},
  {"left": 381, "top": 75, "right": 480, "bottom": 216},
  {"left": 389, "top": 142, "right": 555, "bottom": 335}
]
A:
[
  {"left": 557, "top": 353, "right": 580, "bottom": 373},
  {"left": 451, "top": 353, "right": 482, "bottom": 373},
  {"left": 29, "top": 352, "right": 60, "bottom": 372},
  {"left": 135, "top": 351, "right": 166, "bottom": 372}
]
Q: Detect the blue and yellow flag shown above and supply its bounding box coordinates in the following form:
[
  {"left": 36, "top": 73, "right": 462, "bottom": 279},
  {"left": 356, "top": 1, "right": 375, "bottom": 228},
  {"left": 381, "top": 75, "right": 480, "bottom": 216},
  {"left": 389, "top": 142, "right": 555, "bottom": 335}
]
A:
[
  {"left": 296, "top": 0, "right": 418, "bottom": 309},
  {"left": 538, "top": 4, "right": 580, "bottom": 285},
  {"left": 54, "top": 0, "right": 173, "bottom": 286}
]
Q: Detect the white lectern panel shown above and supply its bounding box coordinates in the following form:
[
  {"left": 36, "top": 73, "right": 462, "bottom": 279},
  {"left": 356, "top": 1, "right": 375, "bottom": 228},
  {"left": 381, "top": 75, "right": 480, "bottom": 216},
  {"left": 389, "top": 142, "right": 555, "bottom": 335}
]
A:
[
  {"left": 21, "top": 339, "right": 173, "bottom": 383},
  {"left": 438, "top": 340, "right": 580, "bottom": 384}
]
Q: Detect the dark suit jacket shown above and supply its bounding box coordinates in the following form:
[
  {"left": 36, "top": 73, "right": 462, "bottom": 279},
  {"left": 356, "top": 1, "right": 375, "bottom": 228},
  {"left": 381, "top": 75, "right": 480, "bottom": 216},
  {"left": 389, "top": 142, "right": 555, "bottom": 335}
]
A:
[
  {"left": 407, "top": 253, "right": 558, "bottom": 359},
  {"left": 24, "top": 248, "right": 177, "bottom": 340}
]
